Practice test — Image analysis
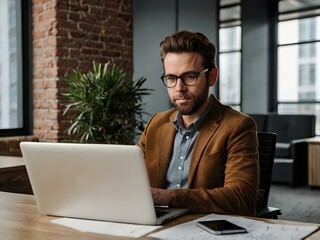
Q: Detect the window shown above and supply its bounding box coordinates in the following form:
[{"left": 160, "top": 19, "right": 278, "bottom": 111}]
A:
[
  {"left": 218, "top": 0, "right": 241, "bottom": 110},
  {"left": 278, "top": 0, "right": 320, "bottom": 135},
  {"left": 0, "top": 0, "right": 31, "bottom": 136}
]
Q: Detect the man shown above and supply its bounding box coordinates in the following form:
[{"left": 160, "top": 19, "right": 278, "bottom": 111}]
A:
[{"left": 137, "top": 30, "right": 259, "bottom": 216}]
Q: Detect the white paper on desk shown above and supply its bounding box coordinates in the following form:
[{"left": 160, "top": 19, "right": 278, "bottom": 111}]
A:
[
  {"left": 149, "top": 214, "right": 319, "bottom": 240},
  {"left": 51, "top": 218, "right": 161, "bottom": 238}
]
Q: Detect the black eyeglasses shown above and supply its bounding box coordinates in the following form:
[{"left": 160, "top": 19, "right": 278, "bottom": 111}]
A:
[{"left": 161, "top": 69, "right": 209, "bottom": 88}]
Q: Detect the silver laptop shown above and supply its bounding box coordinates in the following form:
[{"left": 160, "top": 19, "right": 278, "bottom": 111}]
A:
[{"left": 20, "top": 142, "right": 188, "bottom": 225}]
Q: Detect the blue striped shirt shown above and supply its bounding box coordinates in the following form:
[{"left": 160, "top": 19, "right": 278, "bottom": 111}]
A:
[{"left": 166, "top": 100, "right": 212, "bottom": 189}]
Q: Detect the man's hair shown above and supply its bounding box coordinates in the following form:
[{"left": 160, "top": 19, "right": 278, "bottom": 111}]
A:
[{"left": 160, "top": 30, "right": 217, "bottom": 70}]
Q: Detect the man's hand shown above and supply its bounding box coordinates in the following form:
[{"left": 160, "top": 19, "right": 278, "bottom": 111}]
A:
[{"left": 151, "top": 187, "right": 174, "bottom": 206}]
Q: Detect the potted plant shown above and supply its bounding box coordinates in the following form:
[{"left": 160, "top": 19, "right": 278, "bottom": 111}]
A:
[{"left": 62, "top": 61, "right": 152, "bottom": 144}]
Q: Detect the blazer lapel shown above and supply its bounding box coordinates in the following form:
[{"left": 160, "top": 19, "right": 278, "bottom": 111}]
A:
[
  {"left": 156, "top": 113, "right": 176, "bottom": 187},
  {"left": 188, "top": 96, "right": 223, "bottom": 187}
]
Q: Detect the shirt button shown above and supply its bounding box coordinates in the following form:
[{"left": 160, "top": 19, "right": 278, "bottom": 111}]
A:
[
  {"left": 178, "top": 166, "right": 182, "bottom": 170},
  {"left": 186, "top": 136, "right": 190, "bottom": 140},
  {"left": 176, "top": 184, "right": 180, "bottom": 188},
  {"left": 180, "top": 156, "right": 184, "bottom": 160}
]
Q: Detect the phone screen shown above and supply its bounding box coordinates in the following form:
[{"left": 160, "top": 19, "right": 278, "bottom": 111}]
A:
[{"left": 196, "top": 220, "right": 247, "bottom": 235}]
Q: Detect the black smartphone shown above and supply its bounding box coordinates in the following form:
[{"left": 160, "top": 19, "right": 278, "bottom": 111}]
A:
[{"left": 196, "top": 220, "right": 247, "bottom": 235}]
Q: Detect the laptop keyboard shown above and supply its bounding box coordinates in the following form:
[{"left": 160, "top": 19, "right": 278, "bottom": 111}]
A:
[{"left": 156, "top": 210, "right": 170, "bottom": 218}]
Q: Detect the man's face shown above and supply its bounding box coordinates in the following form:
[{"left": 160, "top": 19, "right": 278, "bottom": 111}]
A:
[{"left": 163, "top": 52, "right": 215, "bottom": 116}]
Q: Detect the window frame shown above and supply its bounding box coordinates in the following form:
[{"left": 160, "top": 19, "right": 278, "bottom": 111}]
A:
[
  {"left": 0, "top": 0, "right": 33, "bottom": 137},
  {"left": 218, "top": 0, "right": 242, "bottom": 110},
  {"left": 276, "top": 0, "right": 320, "bottom": 135}
]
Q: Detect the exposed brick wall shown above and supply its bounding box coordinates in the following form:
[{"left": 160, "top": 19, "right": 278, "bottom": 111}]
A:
[{"left": 32, "top": 0, "right": 133, "bottom": 142}]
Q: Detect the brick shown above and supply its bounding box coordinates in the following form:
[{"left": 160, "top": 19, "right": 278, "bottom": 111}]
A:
[{"left": 31, "top": 0, "right": 133, "bottom": 142}]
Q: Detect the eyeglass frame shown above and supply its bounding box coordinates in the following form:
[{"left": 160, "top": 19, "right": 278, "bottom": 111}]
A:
[{"left": 160, "top": 68, "right": 209, "bottom": 88}]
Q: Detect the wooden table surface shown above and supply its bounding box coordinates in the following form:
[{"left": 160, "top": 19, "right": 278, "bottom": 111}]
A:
[
  {"left": 0, "top": 191, "right": 202, "bottom": 240},
  {"left": 0, "top": 191, "right": 319, "bottom": 239}
]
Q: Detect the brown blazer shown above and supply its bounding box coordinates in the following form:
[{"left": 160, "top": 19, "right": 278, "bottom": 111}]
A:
[{"left": 137, "top": 95, "right": 259, "bottom": 216}]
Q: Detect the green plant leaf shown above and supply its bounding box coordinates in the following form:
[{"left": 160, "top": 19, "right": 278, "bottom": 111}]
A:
[{"left": 62, "top": 61, "right": 152, "bottom": 144}]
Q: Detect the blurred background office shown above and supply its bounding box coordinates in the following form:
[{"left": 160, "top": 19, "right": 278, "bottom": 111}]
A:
[
  {"left": 1, "top": 0, "right": 320, "bottom": 141},
  {"left": 1, "top": 0, "right": 320, "bottom": 223}
]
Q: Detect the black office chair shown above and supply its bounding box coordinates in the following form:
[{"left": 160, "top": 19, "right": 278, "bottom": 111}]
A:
[{"left": 256, "top": 132, "right": 282, "bottom": 219}]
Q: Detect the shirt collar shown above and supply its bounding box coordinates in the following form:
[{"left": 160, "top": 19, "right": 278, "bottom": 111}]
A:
[{"left": 173, "top": 97, "right": 213, "bottom": 132}]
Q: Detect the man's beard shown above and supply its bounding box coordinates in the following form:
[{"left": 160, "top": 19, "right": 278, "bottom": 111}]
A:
[{"left": 171, "top": 88, "right": 209, "bottom": 115}]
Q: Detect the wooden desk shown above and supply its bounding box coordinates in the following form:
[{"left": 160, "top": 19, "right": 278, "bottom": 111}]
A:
[
  {"left": 307, "top": 137, "right": 320, "bottom": 187},
  {"left": 0, "top": 191, "right": 319, "bottom": 240},
  {"left": 0, "top": 156, "right": 33, "bottom": 194}
]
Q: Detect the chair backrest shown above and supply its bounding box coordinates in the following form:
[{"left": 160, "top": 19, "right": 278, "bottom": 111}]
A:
[
  {"left": 249, "top": 114, "right": 267, "bottom": 132},
  {"left": 266, "top": 114, "right": 315, "bottom": 142},
  {"left": 256, "top": 132, "right": 277, "bottom": 213}
]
